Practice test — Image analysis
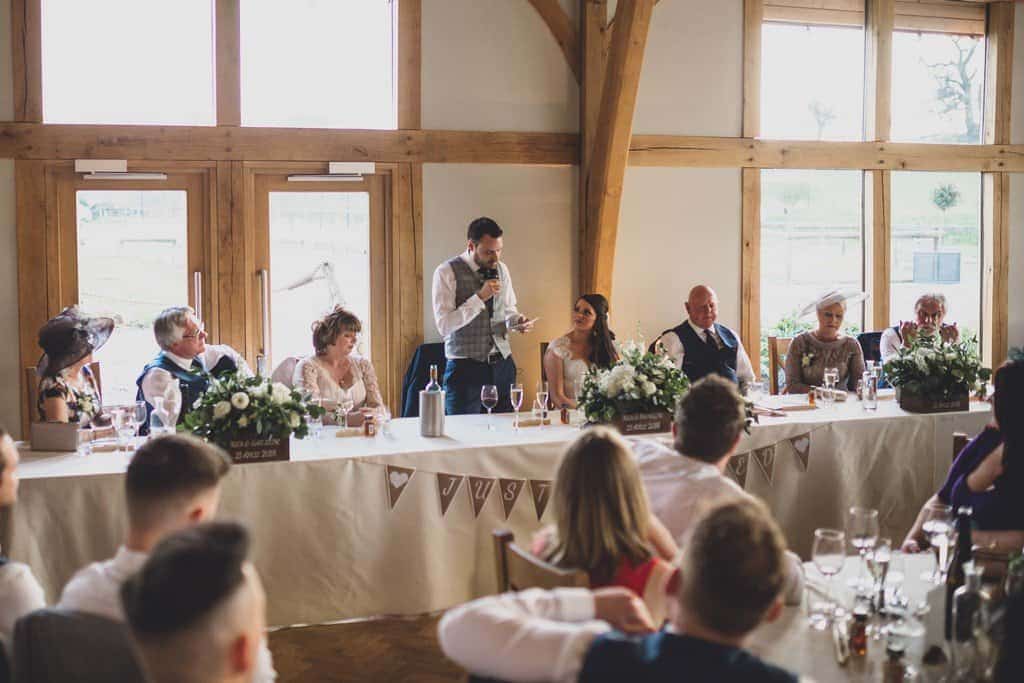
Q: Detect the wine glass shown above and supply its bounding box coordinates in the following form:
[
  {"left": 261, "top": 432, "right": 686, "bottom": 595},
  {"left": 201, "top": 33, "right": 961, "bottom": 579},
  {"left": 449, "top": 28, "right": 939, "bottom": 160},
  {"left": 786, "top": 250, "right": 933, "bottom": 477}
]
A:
[
  {"left": 481, "top": 384, "right": 499, "bottom": 431},
  {"left": 846, "top": 507, "right": 880, "bottom": 594},
  {"left": 130, "top": 401, "right": 147, "bottom": 440},
  {"left": 111, "top": 408, "right": 132, "bottom": 453},
  {"left": 921, "top": 502, "right": 954, "bottom": 583},
  {"left": 811, "top": 528, "right": 846, "bottom": 629},
  {"left": 510, "top": 383, "right": 524, "bottom": 430},
  {"left": 747, "top": 381, "right": 766, "bottom": 405},
  {"left": 864, "top": 537, "right": 892, "bottom": 639}
]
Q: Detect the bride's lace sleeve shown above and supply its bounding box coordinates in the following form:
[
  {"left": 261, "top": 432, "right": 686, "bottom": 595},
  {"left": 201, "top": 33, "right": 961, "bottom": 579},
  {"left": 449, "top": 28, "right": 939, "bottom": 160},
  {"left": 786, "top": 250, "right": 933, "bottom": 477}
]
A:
[
  {"left": 548, "top": 336, "right": 570, "bottom": 360},
  {"left": 293, "top": 359, "right": 321, "bottom": 400},
  {"left": 359, "top": 358, "right": 384, "bottom": 408}
]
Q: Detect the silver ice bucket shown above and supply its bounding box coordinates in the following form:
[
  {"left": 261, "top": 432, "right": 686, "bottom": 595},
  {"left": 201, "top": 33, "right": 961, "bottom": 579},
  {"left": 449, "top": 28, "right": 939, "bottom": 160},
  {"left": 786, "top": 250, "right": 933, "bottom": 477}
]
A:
[{"left": 419, "top": 390, "right": 446, "bottom": 437}]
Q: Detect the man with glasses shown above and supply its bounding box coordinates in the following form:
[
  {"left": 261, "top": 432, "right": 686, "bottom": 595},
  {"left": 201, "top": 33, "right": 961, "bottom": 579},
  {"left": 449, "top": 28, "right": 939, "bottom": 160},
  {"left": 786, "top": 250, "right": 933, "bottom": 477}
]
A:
[
  {"left": 880, "top": 293, "right": 960, "bottom": 363},
  {"left": 137, "top": 306, "right": 251, "bottom": 432}
]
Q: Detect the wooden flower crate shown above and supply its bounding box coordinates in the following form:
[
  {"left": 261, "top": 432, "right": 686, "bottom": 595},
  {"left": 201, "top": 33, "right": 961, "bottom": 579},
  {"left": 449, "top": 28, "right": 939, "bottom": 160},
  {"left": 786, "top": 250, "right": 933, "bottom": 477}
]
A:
[{"left": 610, "top": 411, "right": 673, "bottom": 435}]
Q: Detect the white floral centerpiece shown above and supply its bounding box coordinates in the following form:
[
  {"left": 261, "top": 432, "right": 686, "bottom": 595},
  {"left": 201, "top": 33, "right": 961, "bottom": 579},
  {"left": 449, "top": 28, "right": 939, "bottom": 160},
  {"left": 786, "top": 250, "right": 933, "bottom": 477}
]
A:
[
  {"left": 182, "top": 372, "right": 325, "bottom": 460},
  {"left": 883, "top": 337, "right": 991, "bottom": 413},
  {"left": 577, "top": 341, "right": 690, "bottom": 434}
]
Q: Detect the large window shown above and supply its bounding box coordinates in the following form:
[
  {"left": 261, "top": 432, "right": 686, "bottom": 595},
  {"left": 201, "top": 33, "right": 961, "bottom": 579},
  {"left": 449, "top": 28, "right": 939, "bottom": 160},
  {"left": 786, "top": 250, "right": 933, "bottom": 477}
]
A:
[
  {"left": 41, "top": 0, "right": 215, "bottom": 125},
  {"left": 761, "top": 23, "right": 864, "bottom": 141},
  {"left": 241, "top": 0, "right": 396, "bottom": 129},
  {"left": 892, "top": 32, "right": 986, "bottom": 144},
  {"left": 760, "top": 170, "right": 864, "bottom": 372},
  {"left": 890, "top": 172, "right": 982, "bottom": 341}
]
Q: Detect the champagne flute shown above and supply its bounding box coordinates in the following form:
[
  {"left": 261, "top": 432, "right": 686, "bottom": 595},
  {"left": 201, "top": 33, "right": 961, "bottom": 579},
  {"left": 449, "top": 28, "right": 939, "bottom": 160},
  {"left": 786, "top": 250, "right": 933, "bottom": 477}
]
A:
[
  {"left": 864, "top": 537, "right": 892, "bottom": 638},
  {"left": 131, "top": 401, "right": 147, "bottom": 443},
  {"left": 921, "top": 502, "right": 954, "bottom": 583},
  {"left": 846, "top": 507, "right": 880, "bottom": 594},
  {"left": 536, "top": 381, "right": 550, "bottom": 427},
  {"left": 481, "top": 384, "right": 499, "bottom": 431},
  {"left": 811, "top": 528, "right": 846, "bottom": 629},
  {"left": 510, "top": 383, "right": 524, "bottom": 430}
]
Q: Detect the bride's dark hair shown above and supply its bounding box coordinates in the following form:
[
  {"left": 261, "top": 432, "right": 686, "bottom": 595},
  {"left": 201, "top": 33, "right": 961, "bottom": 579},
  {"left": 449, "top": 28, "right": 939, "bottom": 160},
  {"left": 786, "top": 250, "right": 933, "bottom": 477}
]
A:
[{"left": 579, "top": 294, "right": 618, "bottom": 369}]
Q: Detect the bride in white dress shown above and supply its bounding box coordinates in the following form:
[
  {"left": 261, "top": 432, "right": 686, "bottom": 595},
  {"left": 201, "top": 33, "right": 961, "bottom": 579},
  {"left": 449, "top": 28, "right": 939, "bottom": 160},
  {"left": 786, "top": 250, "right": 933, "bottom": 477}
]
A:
[
  {"left": 293, "top": 307, "right": 382, "bottom": 423},
  {"left": 543, "top": 294, "right": 619, "bottom": 409}
]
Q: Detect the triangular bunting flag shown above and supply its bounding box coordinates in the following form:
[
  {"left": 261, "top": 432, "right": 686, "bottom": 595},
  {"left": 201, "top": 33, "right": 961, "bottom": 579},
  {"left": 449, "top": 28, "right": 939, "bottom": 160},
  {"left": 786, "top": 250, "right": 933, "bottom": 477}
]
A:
[
  {"left": 789, "top": 433, "right": 811, "bottom": 472},
  {"left": 529, "top": 480, "right": 554, "bottom": 521},
  {"left": 385, "top": 465, "right": 415, "bottom": 510},
  {"left": 436, "top": 473, "right": 465, "bottom": 516},
  {"left": 728, "top": 453, "right": 749, "bottom": 489},
  {"left": 498, "top": 479, "right": 526, "bottom": 520},
  {"left": 753, "top": 445, "right": 776, "bottom": 484},
  {"left": 467, "top": 476, "right": 496, "bottom": 518}
]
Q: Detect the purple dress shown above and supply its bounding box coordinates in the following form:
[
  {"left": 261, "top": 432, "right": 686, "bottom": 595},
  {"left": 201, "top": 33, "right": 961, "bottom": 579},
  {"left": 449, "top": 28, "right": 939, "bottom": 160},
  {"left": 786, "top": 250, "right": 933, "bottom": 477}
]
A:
[{"left": 937, "top": 426, "right": 1024, "bottom": 531}]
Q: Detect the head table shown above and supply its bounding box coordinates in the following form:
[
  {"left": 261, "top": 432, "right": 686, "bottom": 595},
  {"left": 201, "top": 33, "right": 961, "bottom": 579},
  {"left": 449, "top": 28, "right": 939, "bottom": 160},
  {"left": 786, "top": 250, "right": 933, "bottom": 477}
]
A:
[{"left": 7, "top": 398, "right": 989, "bottom": 628}]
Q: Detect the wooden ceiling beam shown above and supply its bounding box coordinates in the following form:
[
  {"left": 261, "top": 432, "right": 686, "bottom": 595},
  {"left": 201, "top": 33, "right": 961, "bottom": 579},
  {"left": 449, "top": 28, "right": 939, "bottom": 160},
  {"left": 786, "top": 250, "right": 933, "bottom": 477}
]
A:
[
  {"left": 527, "top": 0, "right": 581, "bottom": 83},
  {"left": 583, "top": 0, "right": 656, "bottom": 296}
]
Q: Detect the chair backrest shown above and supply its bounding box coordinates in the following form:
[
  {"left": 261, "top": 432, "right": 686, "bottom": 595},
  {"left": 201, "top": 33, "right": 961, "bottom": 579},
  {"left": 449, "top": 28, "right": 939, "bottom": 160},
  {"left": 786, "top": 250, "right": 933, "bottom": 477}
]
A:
[
  {"left": 539, "top": 342, "right": 549, "bottom": 383},
  {"left": 857, "top": 331, "right": 884, "bottom": 366},
  {"left": 13, "top": 608, "right": 146, "bottom": 683},
  {"left": 270, "top": 356, "right": 300, "bottom": 388},
  {"left": 400, "top": 342, "right": 446, "bottom": 417},
  {"left": 767, "top": 337, "right": 792, "bottom": 395},
  {"left": 492, "top": 530, "right": 589, "bottom": 593},
  {"left": 23, "top": 362, "right": 102, "bottom": 425},
  {"left": 953, "top": 431, "right": 969, "bottom": 468}
]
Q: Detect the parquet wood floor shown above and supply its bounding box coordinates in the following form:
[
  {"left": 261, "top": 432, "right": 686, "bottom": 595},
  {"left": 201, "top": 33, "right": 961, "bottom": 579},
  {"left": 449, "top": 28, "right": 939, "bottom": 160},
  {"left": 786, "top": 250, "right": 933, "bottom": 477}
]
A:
[{"left": 267, "top": 614, "right": 466, "bottom": 682}]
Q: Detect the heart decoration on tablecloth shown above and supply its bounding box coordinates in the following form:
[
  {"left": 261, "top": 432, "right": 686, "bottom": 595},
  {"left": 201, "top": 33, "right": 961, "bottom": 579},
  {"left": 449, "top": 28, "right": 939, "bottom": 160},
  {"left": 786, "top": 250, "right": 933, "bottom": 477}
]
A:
[
  {"left": 790, "top": 433, "right": 811, "bottom": 471},
  {"left": 385, "top": 465, "right": 416, "bottom": 510}
]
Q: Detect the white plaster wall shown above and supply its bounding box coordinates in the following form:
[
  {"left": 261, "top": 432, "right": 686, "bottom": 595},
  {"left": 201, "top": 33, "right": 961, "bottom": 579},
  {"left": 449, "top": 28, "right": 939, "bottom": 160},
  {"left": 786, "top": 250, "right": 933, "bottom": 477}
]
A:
[
  {"left": 421, "top": 164, "right": 576, "bottom": 393},
  {"left": 633, "top": 0, "right": 744, "bottom": 136},
  {"left": 0, "top": 0, "right": 20, "bottom": 436},
  {"left": 421, "top": 0, "right": 578, "bottom": 132},
  {"left": 612, "top": 167, "right": 743, "bottom": 343}
]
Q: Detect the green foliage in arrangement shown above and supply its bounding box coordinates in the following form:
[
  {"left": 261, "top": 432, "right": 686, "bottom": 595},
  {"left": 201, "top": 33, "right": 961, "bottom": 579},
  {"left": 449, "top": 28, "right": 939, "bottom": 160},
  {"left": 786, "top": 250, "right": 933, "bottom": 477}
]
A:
[
  {"left": 883, "top": 336, "right": 991, "bottom": 401},
  {"left": 577, "top": 341, "right": 690, "bottom": 424}
]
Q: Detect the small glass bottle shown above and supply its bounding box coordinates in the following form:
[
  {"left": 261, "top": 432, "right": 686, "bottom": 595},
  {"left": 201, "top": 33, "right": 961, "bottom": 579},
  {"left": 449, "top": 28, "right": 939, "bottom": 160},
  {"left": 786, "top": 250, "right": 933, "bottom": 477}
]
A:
[
  {"left": 363, "top": 413, "right": 377, "bottom": 437},
  {"left": 952, "top": 562, "right": 989, "bottom": 681},
  {"left": 560, "top": 405, "right": 570, "bottom": 424},
  {"left": 808, "top": 389, "right": 816, "bottom": 407},
  {"left": 849, "top": 604, "right": 869, "bottom": 656},
  {"left": 882, "top": 640, "right": 907, "bottom": 683},
  {"left": 425, "top": 364, "right": 441, "bottom": 392}
]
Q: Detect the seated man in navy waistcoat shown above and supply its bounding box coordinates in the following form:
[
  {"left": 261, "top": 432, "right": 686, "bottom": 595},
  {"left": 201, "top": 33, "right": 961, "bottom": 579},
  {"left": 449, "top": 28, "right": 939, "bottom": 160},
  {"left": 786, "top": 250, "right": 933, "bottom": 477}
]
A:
[
  {"left": 439, "top": 497, "right": 798, "bottom": 683},
  {"left": 652, "top": 285, "right": 756, "bottom": 390},
  {"left": 136, "top": 306, "right": 251, "bottom": 432}
]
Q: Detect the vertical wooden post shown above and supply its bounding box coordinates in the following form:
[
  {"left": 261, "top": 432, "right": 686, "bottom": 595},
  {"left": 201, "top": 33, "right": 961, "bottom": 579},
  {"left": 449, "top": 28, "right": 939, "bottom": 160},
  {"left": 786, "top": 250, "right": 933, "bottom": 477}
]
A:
[
  {"left": 11, "top": 0, "right": 43, "bottom": 122},
  {"left": 740, "top": 0, "right": 763, "bottom": 366},
  {"left": 579, "top": 0, "right": 608, "bottom": 295},
  {"left": 215, "top": 0, "right": 241, "bottom": 126}
]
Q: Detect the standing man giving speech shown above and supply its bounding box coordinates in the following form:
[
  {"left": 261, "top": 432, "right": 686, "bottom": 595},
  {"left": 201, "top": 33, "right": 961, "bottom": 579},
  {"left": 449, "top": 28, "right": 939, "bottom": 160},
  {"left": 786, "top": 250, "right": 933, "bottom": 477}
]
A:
[{"left": 432, "top": 217, "right": 536, "bottom": 415}]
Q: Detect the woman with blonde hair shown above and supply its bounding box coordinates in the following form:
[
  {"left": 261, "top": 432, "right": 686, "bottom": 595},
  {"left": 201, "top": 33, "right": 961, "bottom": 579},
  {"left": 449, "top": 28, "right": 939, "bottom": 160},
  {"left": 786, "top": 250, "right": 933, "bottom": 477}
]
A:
[
  {"left": 293, "top": 307, "right": 382, "bottom": 421},
  {"left": 535, "top": 427, "right": 679, "bottom": 623}
]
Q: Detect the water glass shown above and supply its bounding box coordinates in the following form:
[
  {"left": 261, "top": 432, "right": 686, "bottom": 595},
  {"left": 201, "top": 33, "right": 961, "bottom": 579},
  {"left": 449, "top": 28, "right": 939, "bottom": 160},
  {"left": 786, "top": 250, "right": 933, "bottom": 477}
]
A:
[
  {"left": 810, "top": 528, "right": 846, "bottom": 629},
  {"left": 861, "top": 371, "right": 878, "bottom": 411},
  {"left": 921, "top": 503, "right": 954, "bottom": 583},
  {"left": 376, "top": 406, "right": 392, "bottom": 435},
  {"left": 746, "top": 381, "right": 766, "bottom": 404},
  {"left": 533, "top": 396, "right": 548, "bottom": 426},
  {"left": 847, "top": 507, "right": 880, "bottom": 594},
  {"left": 307, "top": 399, "right": 324, "bottom": 439}
]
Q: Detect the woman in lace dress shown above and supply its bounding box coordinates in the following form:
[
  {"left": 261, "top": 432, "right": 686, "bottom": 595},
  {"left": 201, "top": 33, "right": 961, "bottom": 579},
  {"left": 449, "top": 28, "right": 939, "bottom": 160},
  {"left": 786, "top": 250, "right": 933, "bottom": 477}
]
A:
[
  {"left": 784, "top": 290, "right": 866, "bottom": 394},
  {"left": 293, "top": 307, "right": 383, "bottom": 423},
  {"left": 544, "top": 294, "right": 619, "bottom": 409},
  {"left": 36, "top": 306, "right": 114, "bottom": 425}
]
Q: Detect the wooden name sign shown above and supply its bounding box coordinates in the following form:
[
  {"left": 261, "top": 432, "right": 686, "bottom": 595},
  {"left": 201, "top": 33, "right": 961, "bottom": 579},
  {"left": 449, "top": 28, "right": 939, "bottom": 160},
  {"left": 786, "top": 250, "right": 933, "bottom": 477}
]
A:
[
  {"left": 225, "top": 432, "right": 290, "bottom": 464},
  {"left": 898, "top": 392, "right": 969, "bottom": 414},
  {"left": 611, "top": 411, "right": 672, "bottom": 435}
]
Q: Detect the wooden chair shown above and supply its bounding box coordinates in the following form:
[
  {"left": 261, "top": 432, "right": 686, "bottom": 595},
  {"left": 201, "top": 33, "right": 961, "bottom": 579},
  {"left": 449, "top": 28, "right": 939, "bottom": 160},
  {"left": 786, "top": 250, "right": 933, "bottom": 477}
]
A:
[
  {"left": 492, "top": 530, "right": 588, "bottom": 592},
  {"left": 767, "top": 336, "right": 792, "bottom": 395},
  {"left": 953, "top": 431, "right": 968, "bottom": 468},
  {"left": 24, "top": 362, "right": 103, "bottom": 425}
]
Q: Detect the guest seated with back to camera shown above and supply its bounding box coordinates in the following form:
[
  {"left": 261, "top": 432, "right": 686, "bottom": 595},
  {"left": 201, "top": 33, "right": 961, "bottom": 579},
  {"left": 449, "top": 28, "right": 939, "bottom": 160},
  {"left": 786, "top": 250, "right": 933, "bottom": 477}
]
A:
[
  {"left": 137, "top": 306, "right": 251, "bottom": 433},
  {"left": 783, "top": 289, "right": 866, "bottom": 395},
  {"left": 531, "top": 427, "right": 679, "bottom": 625},
  {"left": 632, "top": 375, "right": 804, "bottom": 605},
  {"left": 36, "top": 306, "right": 114, "bottom": 426},
  {"left": 292, "top": 306, "right": 382, "bottom": 425},
  {"left": 439, "top": 498, "right": 801, "bottom": 683},
  {"left": 651, "top": 285, "right": 756, "bottom": 390},
  {"left": 880, "top": 292, "right": 959, "bottom": 364},
  {"left": 543, "top": 294, "right": 619, "bottom": 410},
  {"left": 901, "top": 358, "right": 1024, "bottom": 554}
]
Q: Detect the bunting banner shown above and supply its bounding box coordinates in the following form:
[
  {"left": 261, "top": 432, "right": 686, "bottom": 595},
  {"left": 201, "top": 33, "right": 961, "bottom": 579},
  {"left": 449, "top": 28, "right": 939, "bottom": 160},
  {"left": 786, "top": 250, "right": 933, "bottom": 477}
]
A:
[
  {"left": 385, "top": 465, "right": 416, "bottom": 510},
  {"left": 436, "top": 473, "right": 465, "bottom": 516},
  {"left": 498, "top": 478, "right": 526, "bottom": 520},
  {"left": 529, "top": 480, "right": 554, "bottom": 521},
  {"left": 727, "top": 453, "right": 749, "bottom": 489},
  {"left": 789, "top": 433, "right": 811, "bottom": 472},
  {"left": 753, "top": 445, "right": 776, "bottom": 484},
  {"left": 467, "top": 476, "right": 496, "bottom": 518}
]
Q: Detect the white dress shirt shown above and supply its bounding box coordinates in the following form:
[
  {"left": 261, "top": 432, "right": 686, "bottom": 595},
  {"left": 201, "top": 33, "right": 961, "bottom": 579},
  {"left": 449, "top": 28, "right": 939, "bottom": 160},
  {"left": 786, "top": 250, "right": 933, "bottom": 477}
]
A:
[
  {"left": 140, "top": 345, "right": 253, "bottom": 408},
  {"left": 659, "top": 319, "right": 756, "bottom": 385},
  {"left": 439, "top": 587, "right": 609, "bottom": 683},
  {"left": 0, "top": 560, "right": 45, "bottom": 652},
  {"left": 59, "top": 546, "right": 277, "bottom": 681},
  {"left": 879, "top": 326, "right": 902, "bottom": 364},
  {"left": 632, "top": 438, "right": 804, "bottom": 605},
  {"left": 431, "top": 251, "right": 520, "bottom": 357}
]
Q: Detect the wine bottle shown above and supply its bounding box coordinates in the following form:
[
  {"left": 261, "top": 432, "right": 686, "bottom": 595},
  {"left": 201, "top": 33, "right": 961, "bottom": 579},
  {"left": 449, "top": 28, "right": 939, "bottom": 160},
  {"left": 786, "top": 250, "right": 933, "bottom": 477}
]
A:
[
  {"left": 425, "top": 364, "right": 441, "bottom": 392},
  {"left": 944, "top": 506, "right": 974, "bottom": 641}
]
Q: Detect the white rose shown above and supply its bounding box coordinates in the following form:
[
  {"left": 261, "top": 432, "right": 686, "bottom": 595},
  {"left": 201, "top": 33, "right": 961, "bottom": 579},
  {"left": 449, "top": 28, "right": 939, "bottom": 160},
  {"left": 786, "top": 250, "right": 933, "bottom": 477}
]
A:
[
  {"left": 238, "top": 415, "right": 249, "bottom": 428},
  {"left": 643, "top": 381, "right": 657, "bottom": 396},
  {"left": 230, "top": 392, "right": 250, "bottom": 410},
  {"left": 288, "top": 412, "right": 301, "bottom": 428},
  {"left": 271, "top": 382, "right": 292, "bottom": 404},
  {"left": 213, "top": 401, "right": 232, "bottom": 419},
  {"left": 250, "top": 382, "right": 268, "bottom": 398}
]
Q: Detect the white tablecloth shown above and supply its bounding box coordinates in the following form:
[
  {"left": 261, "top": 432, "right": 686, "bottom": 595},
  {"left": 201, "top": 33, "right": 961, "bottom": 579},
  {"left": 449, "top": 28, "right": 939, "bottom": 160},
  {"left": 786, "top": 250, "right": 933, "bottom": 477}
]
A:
[{"left": 7, "top": 401, "right": 990, "bottom": 627}]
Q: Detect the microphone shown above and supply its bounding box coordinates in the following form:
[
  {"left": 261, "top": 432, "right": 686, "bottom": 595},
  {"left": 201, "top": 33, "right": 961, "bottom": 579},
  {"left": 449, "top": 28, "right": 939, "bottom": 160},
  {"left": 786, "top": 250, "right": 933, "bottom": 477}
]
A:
[{"left": 480, "top": 267, "right": 499, "bottom": 316}]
